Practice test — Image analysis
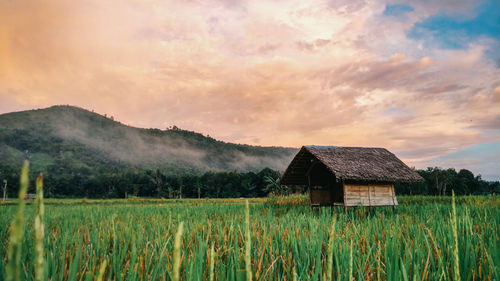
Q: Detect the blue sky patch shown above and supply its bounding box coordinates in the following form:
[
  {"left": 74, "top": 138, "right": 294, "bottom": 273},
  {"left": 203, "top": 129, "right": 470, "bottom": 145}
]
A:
[
  {"left": 428, "top": 141, "right": 500, "bottom": 180},
  {"left": 383, "top": 4, "right": 414, "bottom": 19},
  {"left": 408, "top": 0, "right": 500, "bottom": 50}
]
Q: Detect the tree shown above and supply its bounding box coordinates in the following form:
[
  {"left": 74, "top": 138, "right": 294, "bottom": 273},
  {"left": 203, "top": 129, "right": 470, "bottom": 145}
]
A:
[
  {"left": 177, "top": 177, "right": 183, "bottom": 199},
  {"left": 428, "top": 167, "right": 455, "bottom": 196},
  {"left": 458, "top": 169, "right": 475, "bottom": 194},
  {"left": 264, "top": 175, "right": 287, "bottom": 195},
  {"left": 196, "top": 178, "right": 202, "bottom": 199},
  {"left": 458, "top": 169, "right": 474, "bottom": 181},
  {"left": 441, "top": 169, "right": 457, "bottom": 195},
  {"left": 2, "top": 179, "right": 6, "bottom": 201},
  {"left": 146, "top": 169, "right": 165, "bottom": 197}
]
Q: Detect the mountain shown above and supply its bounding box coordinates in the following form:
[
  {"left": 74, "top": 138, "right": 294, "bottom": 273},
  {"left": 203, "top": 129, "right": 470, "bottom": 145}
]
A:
[{"left": 0, "top": 105, "right": 297, "bottom": 175}]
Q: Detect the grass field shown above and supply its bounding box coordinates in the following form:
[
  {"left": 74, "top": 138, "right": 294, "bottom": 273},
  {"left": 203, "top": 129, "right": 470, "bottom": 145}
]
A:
[{"left": 1, "top": 194, "right": 499, "bottom": 281}]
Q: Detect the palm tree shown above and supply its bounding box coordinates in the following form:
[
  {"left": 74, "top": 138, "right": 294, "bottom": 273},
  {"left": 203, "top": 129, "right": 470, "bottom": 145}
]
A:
[{"left": 264, "top": 176, "right": 287, "bottom": 195}]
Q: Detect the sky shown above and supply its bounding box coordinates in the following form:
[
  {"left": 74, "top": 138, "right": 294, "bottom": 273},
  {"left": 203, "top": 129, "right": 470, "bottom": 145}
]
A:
[{"left": 1, "top": 0, "right": 499, "bottom": 179}]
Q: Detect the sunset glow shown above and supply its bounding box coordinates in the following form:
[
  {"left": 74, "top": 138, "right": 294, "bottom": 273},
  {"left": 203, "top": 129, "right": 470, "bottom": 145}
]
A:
[{"left": 1, "top": 0, "right": 499, "bottom": 178}]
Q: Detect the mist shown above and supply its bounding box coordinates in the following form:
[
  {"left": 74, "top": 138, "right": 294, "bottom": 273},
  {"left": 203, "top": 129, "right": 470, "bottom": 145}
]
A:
[{"left": 39, "top": 106, "right": 297, "bottom": 173}]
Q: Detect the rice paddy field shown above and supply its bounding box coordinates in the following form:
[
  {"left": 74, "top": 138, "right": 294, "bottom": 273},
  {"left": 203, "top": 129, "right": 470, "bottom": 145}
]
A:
[{"left": 1, "top": 194, "right": 499, "bottom": 281}]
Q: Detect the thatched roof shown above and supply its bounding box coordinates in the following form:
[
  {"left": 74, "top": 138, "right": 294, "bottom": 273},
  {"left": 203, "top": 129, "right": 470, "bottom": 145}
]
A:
[{"left": 281, "top": 146, "right": 423, "bottom": 185}]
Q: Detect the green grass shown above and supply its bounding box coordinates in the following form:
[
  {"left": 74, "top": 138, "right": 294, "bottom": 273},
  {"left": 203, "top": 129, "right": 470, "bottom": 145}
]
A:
[{"left": 1, "top": 194, "right": 499, "bottom": 280}]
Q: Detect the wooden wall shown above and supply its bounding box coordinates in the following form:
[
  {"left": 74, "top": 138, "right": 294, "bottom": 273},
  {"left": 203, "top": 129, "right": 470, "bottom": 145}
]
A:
[
  {"left": 309, "top": 181, "right": 343, "bottom": 206},
  {"left": 309, "top": 162, "right": 338, "bottom": 206},
  {"left": 343, "top": 184, "right": 397, "bottom": 207},
  {"left": 307, "top": 162, "right": 398, "bottom": 207},
  {"left": 310, "top": 189, "right": 333, "bottom": 206}
]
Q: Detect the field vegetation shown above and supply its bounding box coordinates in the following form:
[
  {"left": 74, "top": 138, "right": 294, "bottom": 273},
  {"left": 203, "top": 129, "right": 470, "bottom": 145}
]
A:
[{"left": 1, "top": 168, "right": 498, "bottom": 281}]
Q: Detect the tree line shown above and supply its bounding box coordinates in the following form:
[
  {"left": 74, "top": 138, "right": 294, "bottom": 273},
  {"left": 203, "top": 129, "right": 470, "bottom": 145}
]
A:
[
  {"left": 0, "top": 164, "right": 498, "bottom": 198},
  {"left": 0, "top": 164, "right": 282, "bottom": 199},
  {"left": 396, "top": 167, "right": 499, "bottom": 195}
]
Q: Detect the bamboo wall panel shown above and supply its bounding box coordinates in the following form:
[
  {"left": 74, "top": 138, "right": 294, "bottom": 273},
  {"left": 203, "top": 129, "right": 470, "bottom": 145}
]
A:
[{"left": 343, "top": 184, "right": 397, "bottom": 206}]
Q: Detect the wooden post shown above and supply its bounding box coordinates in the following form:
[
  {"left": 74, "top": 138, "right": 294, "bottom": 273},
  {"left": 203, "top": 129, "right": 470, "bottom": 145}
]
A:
[
  {"left": 307, "top": 161, "right": 316, "bottom": 208},
  {"left": 391, "top": 184, "right": 396, "bottom": 212},
  {"left": 308, "top": 174, "right": 312, "bottom": 209},
  {"left": 342, "top": 179, "right": 347, "bottom": 213},
  {"left": 368, "top": 185, "right": 374, "bottom": 214},
  {"left": 368, "top": 184, "right": 372, "bottom": 207},
  {"left": 328, "top": 174, "right": 334, "bottom": 207}
]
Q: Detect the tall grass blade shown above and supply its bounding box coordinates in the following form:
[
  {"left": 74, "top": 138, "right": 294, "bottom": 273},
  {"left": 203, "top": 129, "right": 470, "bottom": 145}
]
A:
[
  {"left": 376, "top": 241, "right": 381, "bottom": 281},
  {"left": 245, "top": 200, "right": 252, "bottom": 281},
  {"left": 209, "top": 243, "right": 215, "bottom": 281},
  {"left": 451, "top": 190, "right": 461, "bottom": 281},
  {"left": 173, "top": 221, "right": 184, "bottom": 281},
  {"left": 348, "top": 238, "right": 353, "bottom": 281},
  {"left": 5, "top": 161, "right": 29, "bottom": 281},
  {"left": 96, "top": 259, "right": 107, "bottom": 281},
  {"left": 34, "top": 173, "right": 45, "bottom": 281},
  {"left": 326, "top": 215, "right": 336, "bottom": 281}
]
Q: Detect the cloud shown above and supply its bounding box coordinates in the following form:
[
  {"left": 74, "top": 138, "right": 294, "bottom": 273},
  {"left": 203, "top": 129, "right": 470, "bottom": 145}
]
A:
[
  {"left": 0, "top": 0, "right": 499, "bottom": 178},
  {"left": 494, "top": 87, "right": 500, "bottom": 102}
]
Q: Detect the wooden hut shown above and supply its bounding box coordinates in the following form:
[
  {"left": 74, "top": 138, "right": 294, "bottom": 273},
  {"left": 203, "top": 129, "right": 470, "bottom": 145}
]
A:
[{"left": 280, "top": 146, "right": 423, "bottom": 208}]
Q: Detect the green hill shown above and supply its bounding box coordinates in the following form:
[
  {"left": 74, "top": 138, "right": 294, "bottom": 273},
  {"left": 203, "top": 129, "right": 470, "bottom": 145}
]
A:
[{"left": 0, "top": 105, "right": 297, "bottom": 175}]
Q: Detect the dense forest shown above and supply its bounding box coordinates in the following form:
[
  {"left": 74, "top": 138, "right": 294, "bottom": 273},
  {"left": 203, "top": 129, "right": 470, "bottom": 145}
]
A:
[
  {"left": 0, "top": 164, "right": 283, "bottom": 198},
  {"left": 1, "top": 162, "right": 498, "bottom": 198},
  {"left": 0, "top": 105, "right": 498, "bottom": 198}
]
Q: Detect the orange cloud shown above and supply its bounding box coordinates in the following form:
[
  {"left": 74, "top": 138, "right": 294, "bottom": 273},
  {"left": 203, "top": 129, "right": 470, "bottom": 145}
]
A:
[
  {"left": 494, "top": 86, "right": 500, "bottom": 102},
  {"left": 1, "top": 0, "right": 499, "bottom": 172}
]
